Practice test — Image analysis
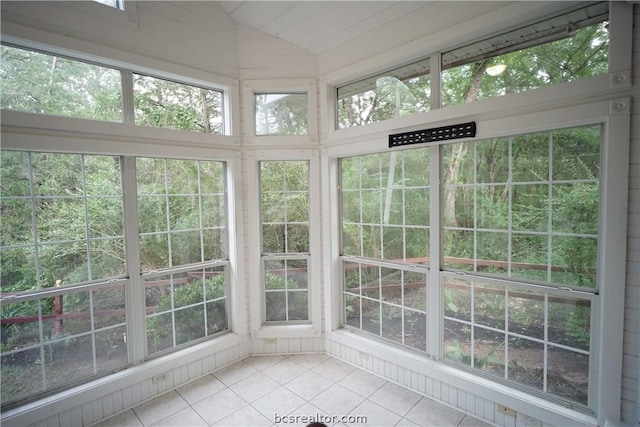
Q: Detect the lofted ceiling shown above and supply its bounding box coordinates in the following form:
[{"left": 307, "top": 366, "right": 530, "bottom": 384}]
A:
[{"left": 215, "top": 1, "right": 579, "bottom": 57}]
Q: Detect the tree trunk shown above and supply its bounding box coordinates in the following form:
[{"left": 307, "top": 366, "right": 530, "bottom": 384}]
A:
[{"left": 444, "top": 60, "right": 488, "bottom": 227}]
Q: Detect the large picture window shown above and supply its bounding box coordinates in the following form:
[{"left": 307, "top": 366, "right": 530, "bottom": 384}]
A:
[
  {"left": 338, "top": 124, "right": 601, "bottom": 407},
  {"left": 0, "top": 152, "right": 231, "bottom": 406}
]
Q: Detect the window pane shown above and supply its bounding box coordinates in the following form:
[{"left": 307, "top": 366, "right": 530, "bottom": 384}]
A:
[
  {"left": 264, "top": 259, "right": 309, "bottom": 322},
  {"left": 442, "top": 19, "right": 608, "bottom": 107},
  {"left": 340, "top": 149, "right": 430, "bottom": 265},
  {"left": 1, "top": 151, "right": 125, "bottom": 292},
  {"left": 145, "top": 266, "right": 228, "bottom": 356},
  {"left": 137, "top": 158, "right": 226, "bottom": 271},
  {"left": 1, "top": 283, "right": 127, "bottom": 407},
  {"left": 443, "top": 275, "right": 591, "bottom": 406},
  {"left": 134, "top": 74, "right": 223, "bottom": 134},
  {"left": 255, "top": 93, "right": 308, "bottom": 136},
  {"left": 1, "top": 45, "right": 122, "bottom": 121},
  {"left": 337, "top": 58, "right": 430, "bottom": 128},
  {"left": 442, "top": 125, "right": 600, "bottom": 289}
]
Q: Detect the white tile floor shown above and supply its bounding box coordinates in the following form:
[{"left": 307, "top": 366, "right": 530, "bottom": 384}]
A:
[{"left": 93, "top": 354, "right": 492, "bottom": 427}]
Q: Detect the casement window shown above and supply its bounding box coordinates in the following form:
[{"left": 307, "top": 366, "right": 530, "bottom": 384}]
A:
[
  {"left": 0, "top": 45, "right": 225, "bottom": 134},
  {"left": 339, "top": 123, "right": 602, "bottom": 408},
  {"left": 260, "top": 160, "right": 310, "bottom": 323},
  {"left": 0, "top": 152, "right": 230, "bottom": 406}
]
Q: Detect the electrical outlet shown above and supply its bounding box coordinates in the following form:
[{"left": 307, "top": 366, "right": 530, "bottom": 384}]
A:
[
  {"left": 496, "top": 404, "right": 516, "bottom": 418},
  {"left": 522, "top": 415, "right": 543, "bottom": 427},
  {"left": 264, "top": 338, "right": 276, "bottom": 345},
  {"left": 152, "top": 373, "right": 167, "bottom": 384}
]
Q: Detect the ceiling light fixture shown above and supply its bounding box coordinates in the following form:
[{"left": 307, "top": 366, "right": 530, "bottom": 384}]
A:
[{"left": 486, "top": 63, "right": 507, "bottom": 76}]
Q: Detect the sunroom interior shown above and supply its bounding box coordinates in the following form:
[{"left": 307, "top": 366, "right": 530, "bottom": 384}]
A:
[{"left": 0, "top": 1, "right": 638, "bottom": 426}]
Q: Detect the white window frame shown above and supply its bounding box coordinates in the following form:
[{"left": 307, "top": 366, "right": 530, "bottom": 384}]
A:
[
  {"left": 242, "top": 79, "right": 318, "bottom": 146},
  {"left": 324, "top": 96, "right": 630, "bottom": 425},
  {"left": 247, "top": 149, "right": 322, "bottom": 339}
]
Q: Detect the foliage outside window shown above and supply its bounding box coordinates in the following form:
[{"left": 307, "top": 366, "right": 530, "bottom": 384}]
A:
[
  {"left": 260, "top": 161, "right": 310, "bottom": 322},
  {"left": 337, "top": 4, "right": 608, "bottom": 129},
  {"left": 337, "top": 58, "right": 431, "bottom": 129},
  {"left": 341, "top": 149, "right": 430, "bottom": 264},
  {"left": 255, "top": 93, "right": 308, "bottom": 136},
  {"left": 136, "top": 157, "right": 229, "bottom": 355},
  {"left": 441, "top": 21, "right": 609, "bottom": 107},
  {"left": 0, "top": 45, "right": 225, "bottom": 135},
  {"left": 340, "top": 149, "right": 430, "bottom": 350},
  {"left": 1, "top": 151, "right": 127, "bottom": 407},
  {"left": 0, "top": 152, "right": 231, "bottom": 405},
  {"left": 0, "top": 45, "right": 122, "bottom": 122},
  {"left": 134, "top": 74, "right": 224, "bottom": 134},
  {"left": 442, "top": 125, "right": 600, "bottom": 288},
  {"left": 440, "top": 125, "right": 600, "bottom": 405},
  {"left": 339, "top": 124, "right": 600, "bottom": 406}
]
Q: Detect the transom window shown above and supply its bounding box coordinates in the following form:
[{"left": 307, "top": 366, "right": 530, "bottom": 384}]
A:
[
  {"left": 337, "top": 2, "right": 609, "bottom": 129},
  {"left": 255, "top": 93, "right": 308, "bottom": 136},
  {"left": 0, "top": 45, "right": 225, "bottom": 135}
]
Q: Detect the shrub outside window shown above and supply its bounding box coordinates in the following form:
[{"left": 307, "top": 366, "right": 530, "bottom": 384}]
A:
[{"left": 260, "top": 161, "right": 310, "bottom": 322}]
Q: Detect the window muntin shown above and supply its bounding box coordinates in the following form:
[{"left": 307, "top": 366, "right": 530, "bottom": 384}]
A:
[
  {"left": 443, "top": 274, "right": 592, "bottom": 406},
  {"left": 136, "top": 158, "right": 227, "bottom": 272},
  {"left": 442, "top": 125, "right": 600, "bottom": 289},
  {"left": 0, "top": 45, "right": 123, "bottom": 122},
  {"left": 340, "top": 149, "right": 430, "bottom": 265},
  {"left": 260, "top": 161, "right": 310, "bottom": 323},
  {"left": 145, "top": 264, "right": 228, "bottom": 356},
  {"left": 337, "top": 58, "right": 431, "bottom": 129},
  {"left": 133, "top": 74, "right": 224, "bottom": 134},
  {"left": 255, "top": 93, "right": 308, "bottom": 136}
]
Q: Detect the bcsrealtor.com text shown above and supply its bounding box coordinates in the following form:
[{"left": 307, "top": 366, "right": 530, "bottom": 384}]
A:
[{"left": 274, "top": 413, "right": 367, "bottom": 424}]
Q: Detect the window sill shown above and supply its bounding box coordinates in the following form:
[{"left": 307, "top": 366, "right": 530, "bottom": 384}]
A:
[{"left": 251, "top": 324, "right": 321, "bottom": 339}]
